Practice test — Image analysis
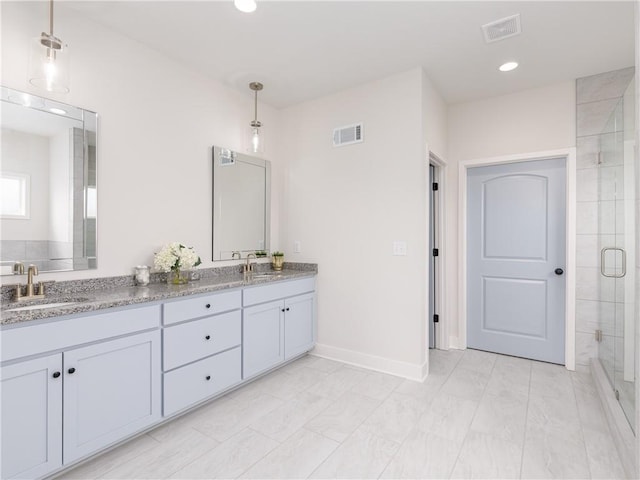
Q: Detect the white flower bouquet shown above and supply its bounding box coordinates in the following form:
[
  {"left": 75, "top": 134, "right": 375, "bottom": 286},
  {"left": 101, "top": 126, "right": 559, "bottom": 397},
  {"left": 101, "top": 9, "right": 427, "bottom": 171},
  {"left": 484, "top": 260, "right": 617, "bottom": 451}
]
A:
[{"left": 154, "top": 242, "right": 201, "bottom": 284}]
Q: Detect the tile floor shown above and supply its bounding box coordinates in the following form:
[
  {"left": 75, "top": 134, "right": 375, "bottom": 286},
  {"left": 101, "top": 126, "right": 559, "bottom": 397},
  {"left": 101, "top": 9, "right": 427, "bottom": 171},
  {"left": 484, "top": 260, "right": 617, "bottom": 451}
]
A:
[{"left": 61, "top": 349, "right": 626, "bottom": 479}]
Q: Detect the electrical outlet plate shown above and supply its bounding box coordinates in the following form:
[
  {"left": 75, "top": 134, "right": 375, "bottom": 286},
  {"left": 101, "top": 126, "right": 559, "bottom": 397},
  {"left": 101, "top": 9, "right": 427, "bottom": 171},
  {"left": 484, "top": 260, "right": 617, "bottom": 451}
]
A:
[{"left": 393, "top": 241, "right": 407, "bottom": 256}]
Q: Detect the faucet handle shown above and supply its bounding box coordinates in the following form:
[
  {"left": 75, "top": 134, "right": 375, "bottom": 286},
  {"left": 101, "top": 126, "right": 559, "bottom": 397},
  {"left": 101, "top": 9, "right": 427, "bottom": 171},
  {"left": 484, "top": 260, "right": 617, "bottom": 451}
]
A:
[{"left": 13, "top": 262, "right": 24, "bottom": 275}]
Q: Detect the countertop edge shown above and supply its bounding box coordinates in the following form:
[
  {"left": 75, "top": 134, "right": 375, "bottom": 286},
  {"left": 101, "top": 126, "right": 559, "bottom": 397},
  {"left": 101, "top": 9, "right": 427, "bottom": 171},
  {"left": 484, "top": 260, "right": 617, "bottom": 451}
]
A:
[{"left": 1, "top": 270, "right": 316, "bottom": 327}]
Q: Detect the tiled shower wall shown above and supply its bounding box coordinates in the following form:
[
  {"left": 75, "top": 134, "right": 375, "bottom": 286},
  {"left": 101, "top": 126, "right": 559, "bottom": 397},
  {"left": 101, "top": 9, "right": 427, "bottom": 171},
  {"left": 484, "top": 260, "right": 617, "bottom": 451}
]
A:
[{"left": 575, "top": 67, "right": 634, "bottom": 367}]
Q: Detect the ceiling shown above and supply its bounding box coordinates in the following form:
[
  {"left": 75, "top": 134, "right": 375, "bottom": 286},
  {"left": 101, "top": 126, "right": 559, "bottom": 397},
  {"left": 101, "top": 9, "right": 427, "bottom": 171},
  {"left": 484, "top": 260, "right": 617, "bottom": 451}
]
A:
[{"left": 62, "top": 1, "right": 634, "bottom": 109}]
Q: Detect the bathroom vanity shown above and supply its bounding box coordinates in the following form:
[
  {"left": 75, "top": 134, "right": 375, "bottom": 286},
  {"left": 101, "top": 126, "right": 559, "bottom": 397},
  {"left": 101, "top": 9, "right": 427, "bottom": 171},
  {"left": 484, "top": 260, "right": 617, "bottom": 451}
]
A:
[{"left": 0, "top": 269, "right": 317, "bottom": 480}]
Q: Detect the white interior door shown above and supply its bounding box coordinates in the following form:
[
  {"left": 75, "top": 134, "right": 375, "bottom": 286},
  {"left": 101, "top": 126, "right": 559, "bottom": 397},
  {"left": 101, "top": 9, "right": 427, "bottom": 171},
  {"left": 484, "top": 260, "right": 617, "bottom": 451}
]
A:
[{"left": 467, "top": 158, "right": 566, "bottom": 364}]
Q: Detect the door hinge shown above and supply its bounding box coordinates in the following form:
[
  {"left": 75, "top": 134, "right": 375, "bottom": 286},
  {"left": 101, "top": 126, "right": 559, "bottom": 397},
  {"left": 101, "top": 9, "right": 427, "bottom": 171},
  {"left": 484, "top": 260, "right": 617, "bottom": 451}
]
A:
[
  {"left": 433, "top": 314, "right": 439, "bottom": 323},
  {"left": 432, "top": 248, "right": 439, "bottom": 257},
  {"left": 432, "top": 182, "right": 439, "bottom": 191},
  {"left": 595, "top": 330, "right": 603, "bottom": 342}
]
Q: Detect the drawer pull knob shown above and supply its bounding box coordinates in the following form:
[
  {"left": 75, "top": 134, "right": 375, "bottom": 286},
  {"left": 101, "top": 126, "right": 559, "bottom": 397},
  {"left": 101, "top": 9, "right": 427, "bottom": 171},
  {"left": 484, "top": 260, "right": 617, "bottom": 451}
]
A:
[
  {"left": 52, "top": 371, "right": 61, "bottom": 379},
  {"left": 281, "top": 308, "right": 285, "bottom": 312},
  {"left": 205, "top": 375, "right": 211, "bottom": 381},
  {"left": 205, "top": 303, "right": 211, "bottom": 309},
  {"left": 286, "top": 307, "right": 290, "bottom": 311},
  {"left": 68, "top": 367, "right": 76, "bottom": 374},
  {"left": 205, "top": 335, "right": 211, "bottom": 340}
]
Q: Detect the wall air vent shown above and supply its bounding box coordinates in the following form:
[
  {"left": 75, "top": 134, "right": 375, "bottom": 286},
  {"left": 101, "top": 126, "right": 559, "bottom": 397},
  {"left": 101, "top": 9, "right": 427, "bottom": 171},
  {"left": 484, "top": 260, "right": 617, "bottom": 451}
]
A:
[
  {"left": 333, "top": 123, "right": 363, "bottom": 147},
  {"left": 481, "top": 14, "right": 521, "bottom": 43}
]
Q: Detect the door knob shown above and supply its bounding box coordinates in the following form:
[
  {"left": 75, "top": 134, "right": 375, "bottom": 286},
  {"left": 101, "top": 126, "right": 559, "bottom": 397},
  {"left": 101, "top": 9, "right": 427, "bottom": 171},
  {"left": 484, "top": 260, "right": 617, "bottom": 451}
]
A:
[{"left": 554, "top": 268, "right": 564, "bottom": 275}]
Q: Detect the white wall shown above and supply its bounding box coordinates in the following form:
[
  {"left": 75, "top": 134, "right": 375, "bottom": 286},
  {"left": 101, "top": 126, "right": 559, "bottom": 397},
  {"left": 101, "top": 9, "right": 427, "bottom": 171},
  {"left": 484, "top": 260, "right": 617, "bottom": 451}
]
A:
[
  {"left": 1, "top": 1, "right": 282, "bottom": 282},
  {"left": 280, "top": 68, "right": 446, "bottom": 378},
  {"left": 447, "top": 81, "right": 576, "bottom": 347}
]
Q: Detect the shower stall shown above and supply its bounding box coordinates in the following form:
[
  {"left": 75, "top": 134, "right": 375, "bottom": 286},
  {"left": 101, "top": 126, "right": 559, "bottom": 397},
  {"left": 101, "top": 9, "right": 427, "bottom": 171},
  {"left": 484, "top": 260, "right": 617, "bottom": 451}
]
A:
[
  {"left": 576, "top": 67, "right": 636, "bottom": 475},
  {"left": 596, "top": 74, "right": 636, "bottom": 430}
]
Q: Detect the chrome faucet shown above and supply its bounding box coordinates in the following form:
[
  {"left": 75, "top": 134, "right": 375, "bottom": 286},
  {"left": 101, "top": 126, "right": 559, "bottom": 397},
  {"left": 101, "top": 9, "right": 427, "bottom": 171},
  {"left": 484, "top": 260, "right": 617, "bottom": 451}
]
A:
[
  {"left": 232, "top": 251, "right": 241, "bottom": 260},
  {"left": 15, "top": 264, "right": 45, "bottom": 301}
]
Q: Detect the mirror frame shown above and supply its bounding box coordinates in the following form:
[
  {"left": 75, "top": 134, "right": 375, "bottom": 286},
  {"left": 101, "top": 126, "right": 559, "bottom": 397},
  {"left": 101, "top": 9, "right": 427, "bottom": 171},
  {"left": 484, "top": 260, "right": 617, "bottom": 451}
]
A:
[{"left": 1, "top": 86, "right": 98, "bottom": 275}]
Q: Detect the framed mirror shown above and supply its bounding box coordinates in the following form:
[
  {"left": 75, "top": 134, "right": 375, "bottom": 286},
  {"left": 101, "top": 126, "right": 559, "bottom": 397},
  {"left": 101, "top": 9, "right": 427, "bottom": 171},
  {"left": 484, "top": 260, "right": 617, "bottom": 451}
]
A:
[
  {"left": 1, "top": 86, "right": 97, "bottom": 275},
  {"left": 212, "top": 145, "right": 270, "bottom": 260}
]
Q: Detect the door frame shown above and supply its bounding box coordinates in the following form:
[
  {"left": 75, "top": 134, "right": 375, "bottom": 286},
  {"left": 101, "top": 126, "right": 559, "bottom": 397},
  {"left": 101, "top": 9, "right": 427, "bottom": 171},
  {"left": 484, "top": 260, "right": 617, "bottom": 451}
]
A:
[
  {"left": 458, "top": 148, "right": 577, "bottom": 370},
  {"left": 428, "top": 152, "right": 448, "bottom": 351}
]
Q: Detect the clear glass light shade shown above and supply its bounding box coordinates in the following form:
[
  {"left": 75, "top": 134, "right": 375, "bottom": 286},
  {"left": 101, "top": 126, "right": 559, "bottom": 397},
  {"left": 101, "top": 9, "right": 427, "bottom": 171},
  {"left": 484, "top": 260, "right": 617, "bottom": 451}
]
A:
[
  {"left": 247, "top": 125, "right": 265, "bottom": 154},
  {"left": 234, "top": 0, "right": 257, "bottom": 13},
  {"left": 28, "top": 34, "right": 70, "bottom": 93}
]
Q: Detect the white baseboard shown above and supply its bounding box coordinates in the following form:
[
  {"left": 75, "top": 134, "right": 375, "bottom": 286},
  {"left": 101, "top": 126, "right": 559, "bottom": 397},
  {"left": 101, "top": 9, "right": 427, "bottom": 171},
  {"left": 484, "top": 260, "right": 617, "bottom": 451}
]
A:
[
  {"left": 311, "top": 343, "right": 428, "bottom": 382},
  {"left": 448, "top": 336, "right": 461, "bottom": 349}
]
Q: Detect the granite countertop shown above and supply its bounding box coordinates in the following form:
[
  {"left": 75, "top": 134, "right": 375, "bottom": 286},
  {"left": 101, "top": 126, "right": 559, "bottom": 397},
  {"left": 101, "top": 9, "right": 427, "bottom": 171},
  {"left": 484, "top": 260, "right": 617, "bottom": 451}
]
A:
[{"left": 1, "top": 264, "right": 317, "bottom": 327}]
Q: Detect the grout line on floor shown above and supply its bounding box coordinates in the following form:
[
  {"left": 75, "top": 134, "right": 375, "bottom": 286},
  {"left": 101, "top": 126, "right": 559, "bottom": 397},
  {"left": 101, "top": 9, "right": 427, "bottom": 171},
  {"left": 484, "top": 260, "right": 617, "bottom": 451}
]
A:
[{"left": 518, "top": 360, "right": 533, "bottom": 480}]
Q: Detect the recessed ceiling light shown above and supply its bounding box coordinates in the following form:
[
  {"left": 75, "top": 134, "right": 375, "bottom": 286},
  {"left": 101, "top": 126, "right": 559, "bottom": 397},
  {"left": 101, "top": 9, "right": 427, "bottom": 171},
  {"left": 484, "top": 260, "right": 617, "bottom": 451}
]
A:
[
  {"left": 499, "top": 62, "right": 519, "bottom": 72},
  {"left": 49, "top": 107, "right": 67, "bottom": 115},
  {"left": 234, "top": 0, "right": 256, "bottom": 13}
]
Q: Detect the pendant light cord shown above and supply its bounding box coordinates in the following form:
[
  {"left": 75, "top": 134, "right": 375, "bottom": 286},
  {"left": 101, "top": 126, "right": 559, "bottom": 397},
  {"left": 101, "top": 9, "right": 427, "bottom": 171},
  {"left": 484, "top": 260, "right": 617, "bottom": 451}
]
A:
[{"left": 49, "top": 0, "right": 54, "bottom": 36}]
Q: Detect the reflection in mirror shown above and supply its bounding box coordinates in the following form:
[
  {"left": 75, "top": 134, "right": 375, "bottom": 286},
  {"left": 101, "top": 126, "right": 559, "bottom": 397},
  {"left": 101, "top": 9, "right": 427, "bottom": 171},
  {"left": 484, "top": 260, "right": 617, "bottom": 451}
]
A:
[
  {"left": 212, "top": 146, "right": 270, "bottom": 260},
  {"left": 0, "top": 86, "right": 97, "bottom": 275}
]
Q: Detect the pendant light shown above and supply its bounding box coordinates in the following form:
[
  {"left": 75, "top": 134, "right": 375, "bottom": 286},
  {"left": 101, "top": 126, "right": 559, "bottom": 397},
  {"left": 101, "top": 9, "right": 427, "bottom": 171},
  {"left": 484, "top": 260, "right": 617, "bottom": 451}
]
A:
[
  {"left": 248, "top": 82, "right": 264, "bottom": 154},
  {"left": 28, "top": 0, "right": 70, "bottom": 93}
]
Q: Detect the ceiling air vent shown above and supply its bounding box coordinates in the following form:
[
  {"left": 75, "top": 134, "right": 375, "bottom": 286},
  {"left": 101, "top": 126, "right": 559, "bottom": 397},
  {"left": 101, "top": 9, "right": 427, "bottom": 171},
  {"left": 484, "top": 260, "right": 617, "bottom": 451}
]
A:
[
  {"left": 218, "top": 148, "right": 236, "bottom": 166},
  {"left": 333, "top": 123, "right": 363, "bottom": 147},
  {"left": 481, "top": 14, "right": 521, "bottom": 43}
]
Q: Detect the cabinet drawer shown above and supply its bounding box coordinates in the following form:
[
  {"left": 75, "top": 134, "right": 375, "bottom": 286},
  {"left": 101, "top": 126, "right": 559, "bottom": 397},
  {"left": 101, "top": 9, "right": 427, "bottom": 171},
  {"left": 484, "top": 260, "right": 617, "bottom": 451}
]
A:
[
  {"left": 163, "top": 347, "right": 241, "bottom": 416},
  {"left": 1, "top": 305, "right": 160, "bottom": 363},
  {"left": 163, "top": 290, "right": 241, "bottom": 325},
  {"left": 163, "top": 310, "right": 241, "bottom": 371},
  {"left": 243, "top": 277, "right": 315, "bottom": 306}
]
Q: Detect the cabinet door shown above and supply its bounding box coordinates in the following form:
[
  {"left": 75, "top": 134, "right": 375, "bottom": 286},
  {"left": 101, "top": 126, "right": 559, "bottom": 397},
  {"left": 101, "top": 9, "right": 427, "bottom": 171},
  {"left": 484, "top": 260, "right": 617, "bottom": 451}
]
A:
[
  {"left": 1, "top": 354, "right": 63, "bottom": 480},
  {"left": 243, "top": 300, "right": 284, "bottom": 379},
  {"left": 63, "top": 330, "right": 161, "bottom": 464},
  {"left": 284, "top": 293, "right": 316, "bottom": 359}
]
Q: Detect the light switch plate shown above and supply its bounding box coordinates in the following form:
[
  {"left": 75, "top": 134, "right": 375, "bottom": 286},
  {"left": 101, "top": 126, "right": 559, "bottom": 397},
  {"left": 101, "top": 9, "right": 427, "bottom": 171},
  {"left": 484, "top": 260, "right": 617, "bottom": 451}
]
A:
[
  {"left": 294, "top": 241, "right": 301, "bottom": 253},
  {"left": 393, "top": 241, "right": 407, "bottom": 256}
]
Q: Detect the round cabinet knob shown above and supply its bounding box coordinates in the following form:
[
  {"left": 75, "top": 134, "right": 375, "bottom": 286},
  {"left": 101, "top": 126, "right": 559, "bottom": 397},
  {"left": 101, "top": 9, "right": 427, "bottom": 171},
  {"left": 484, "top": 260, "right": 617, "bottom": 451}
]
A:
[
  {"left": 286, "top": 307, "right": 290, "bottom": 312},
  {"left": 205, "top": 304, "right": 211, "bottom": 309},
  {"left": 205, "top": 335, "right": 211, "bottom": 340},
  {"left": 554, "top": 268, "right": 564, "bottom": 275},
  {"left": 68, "top": 367, "right": 76, "bottom": 374},
  {"left": 52, "top": 371, "right": 61, "bottom": 378},
  {"left": 205, "top": 375, "right": 211, "bottom": 381},
  {"left": 281, "top": 308, "right": 286, "bottom": 312}
]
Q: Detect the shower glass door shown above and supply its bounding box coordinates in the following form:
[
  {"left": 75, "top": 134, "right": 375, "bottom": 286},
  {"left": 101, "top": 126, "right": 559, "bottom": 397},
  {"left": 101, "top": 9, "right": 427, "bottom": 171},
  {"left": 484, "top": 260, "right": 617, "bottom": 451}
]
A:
[{"left": 597, "top": 76, "right": 635, "bottom": 431}]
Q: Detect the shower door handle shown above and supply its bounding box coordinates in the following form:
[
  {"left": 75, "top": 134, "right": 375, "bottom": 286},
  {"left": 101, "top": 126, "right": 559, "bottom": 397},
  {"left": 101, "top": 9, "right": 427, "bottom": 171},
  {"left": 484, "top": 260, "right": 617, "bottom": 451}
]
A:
[{"left": 600, "top": 247, "right": 627, "bottom": 278}]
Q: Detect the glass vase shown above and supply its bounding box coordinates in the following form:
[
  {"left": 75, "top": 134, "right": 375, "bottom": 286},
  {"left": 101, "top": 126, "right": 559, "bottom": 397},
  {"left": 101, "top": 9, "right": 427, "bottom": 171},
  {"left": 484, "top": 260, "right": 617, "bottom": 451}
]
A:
[{"left": 167, "top": 268, "right": 189, "bottom": 285}]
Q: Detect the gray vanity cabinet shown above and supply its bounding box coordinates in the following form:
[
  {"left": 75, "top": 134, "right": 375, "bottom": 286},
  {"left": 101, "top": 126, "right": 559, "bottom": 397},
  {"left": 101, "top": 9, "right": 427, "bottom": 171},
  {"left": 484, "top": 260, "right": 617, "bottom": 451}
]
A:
[
  {"left": 242, "top": 278, "right": 316, "bottom": 379},
  {"left": 0, "top": 305, "right": 161, "bottom": 479},
  {"left": 1, "top": 354, "right": 63, "bottom": 480},
  {"left": 243, "top": 300, "right": 285, "bottom": 378},
  {"left": 161, "top": 290, "right": 243, "bottom": 417},
  {"left": 283, "top": 292, "right": 316, "bottom": 359},
  {"left": 62, "top": 331, "right": 161, "bottom": 464}
]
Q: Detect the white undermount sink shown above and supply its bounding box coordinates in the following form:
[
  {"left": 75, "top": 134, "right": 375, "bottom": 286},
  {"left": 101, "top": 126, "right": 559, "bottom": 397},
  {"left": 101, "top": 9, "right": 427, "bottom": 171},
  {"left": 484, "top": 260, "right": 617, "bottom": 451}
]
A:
[{"left": 5, "top": 301, "right": 79, "bottom": 312}]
